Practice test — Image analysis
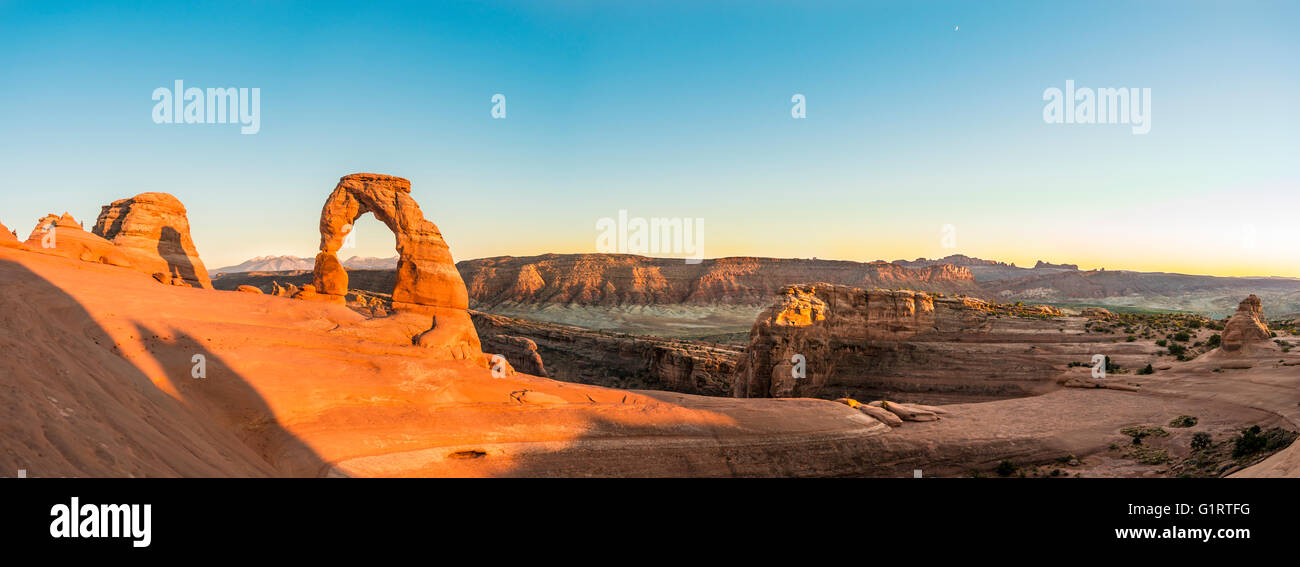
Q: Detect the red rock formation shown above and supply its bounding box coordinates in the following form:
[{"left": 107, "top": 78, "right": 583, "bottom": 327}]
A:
[
  {"left": 92, "top": 193, "right": 212, "bottom": 288},
  {"left": 0, "top": 221, "right": 21, "bottom": 249},
  {"left": 483, "top": 334, "right": 548, "bottom": 377},
  {"left": 1221, "top": 295, "right": 1271, "bottom": 352},
  {"left": 458, "top": 254, "right": 981, "bottom": 307},
  {"left": 312, "top": 173, "right": 480, "bottom": 359},
  {"left": 733, "top": 283, "right": 1119, "bottom": 401},
  {"left": 24, "top": 213, "right": 132, "bottom": 267}
]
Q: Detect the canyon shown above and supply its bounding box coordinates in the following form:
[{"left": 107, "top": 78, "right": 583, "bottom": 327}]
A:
[
  {"left": 212, "top": 253, "right": 1300, "bottom": 405},
  {"left": 13, "top": 173, "right": 1296, "bottom": 478},
  {"left": 471, "top": 310, "right": 740, "bottom": 396}
]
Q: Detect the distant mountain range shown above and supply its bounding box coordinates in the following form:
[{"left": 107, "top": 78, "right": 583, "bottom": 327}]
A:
[
  {"left": 894, "top": 254, "right": 1080, "bottom": 281},
  {"left": 213, "top": 255, "right": 397, "bottom": 273}
]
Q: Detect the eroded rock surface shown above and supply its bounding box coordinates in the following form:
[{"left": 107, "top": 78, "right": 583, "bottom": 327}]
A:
[
  {"left": 1221, "top": 295, "right": 1271, "bottom": 352},
  {"left": 733, "top": 283, "right": 1130, "bottom": 402},
  {"left": 0, "top": 221, "right": 22, "bottom": 248},
  {"left": 471, "top": 310, "right": 740, "bottom": 395},
  {"left": 92, "top": 193, "right": 211, "bottom": 288},
  {"left": 459, "top": 254, "right": 982, "bottom": 307},
  {"left": 24, "top": 213, "right": 132, "bottom": 267}
]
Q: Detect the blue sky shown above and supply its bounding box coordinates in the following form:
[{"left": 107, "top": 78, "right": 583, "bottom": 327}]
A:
[{"left": 2, "top": 0, "right": 1297, "bottom": 276}]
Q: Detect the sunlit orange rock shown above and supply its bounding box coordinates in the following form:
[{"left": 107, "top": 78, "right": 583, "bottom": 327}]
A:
[
  {"left": 0, "top": 221, "right": 21, "bottom": 249},
  {"left": 24, "top": 213, "right": 132, "bottom": 267},
  {"left": 92, "top": 193, "right": 212, "bottom": 288},
  {"left": 312, "top": 173, "right": 480, "bottom": 360}
]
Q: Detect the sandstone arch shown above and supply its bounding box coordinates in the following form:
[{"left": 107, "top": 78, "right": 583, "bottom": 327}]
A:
[{"left": 311, "top": 173, "right": 480, "bottom": 359}]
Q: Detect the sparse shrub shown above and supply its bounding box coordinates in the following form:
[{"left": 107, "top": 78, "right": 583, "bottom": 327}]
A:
[
  {"left": 1130, "top": 446, "right": 1170, "bottom": 465},
  {"left": 1191, "top": 432, "right": 1212, "bottom": 451},
  {"left": 1122, "top": 425, "right": 1169, "bottom": 445},
  {"left": 1138, "top": 364, "right": 1155, "bottom": 375},
  {"left": 1233, "top": 426, "right": 1266, "bottom": 458},
  {"left": 995, "top": 460, "right": 1016, "bottom": 477},
  {"left": 1169, "top": 415, "right": 1198, "bottom": 428}
]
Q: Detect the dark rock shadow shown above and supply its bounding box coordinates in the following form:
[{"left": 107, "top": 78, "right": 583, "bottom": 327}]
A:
[
  {"left": 159, "top": 225, "right": 202, "bottom": 287},
  {"left": 131, "top": 322, "right": 334, "bottom": 477},
  {"left": 0, "top": 257, "right": 331, "bottom": 477}
]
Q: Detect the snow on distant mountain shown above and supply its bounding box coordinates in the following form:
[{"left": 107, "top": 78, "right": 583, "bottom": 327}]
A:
[
  {"left": 340, "top": 256, "right": 399, "bottom": 270},
  {"left": 213, "top": 255, "right": 314, "bottom": 273},
  {"left": 214, "top": 255, "right": 398, "bottom": 273}
]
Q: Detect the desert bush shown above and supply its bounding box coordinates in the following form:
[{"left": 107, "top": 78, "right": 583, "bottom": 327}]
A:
[
  {"left": 1233, "top": 426, "right": 1266, "bottom": 458},
  {"left": 1191, "top": 432, "right": 1212, "bottom": 451},
  {"left": 995, "top": 460, "right": 1016, "bottom": 477},
  {"left": 1122, "top": 425, "right": 1169, "bottom": 445}
]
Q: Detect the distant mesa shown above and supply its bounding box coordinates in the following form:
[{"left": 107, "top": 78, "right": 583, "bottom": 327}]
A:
[
  {"left": 895, "top": 254, "right": 1078, "bottom": 282},
  {"left": 458, "top": 253, "right": 981, "bottom": 308},
  {"left": 1033, "top": 260, "right": 1079, "bottom": 270},
  {"left": 895, "top": 254, "right": 1013, "bottom": 268},
  {"left": 93, "top": 192, "right": 212, "bottom": 288}
]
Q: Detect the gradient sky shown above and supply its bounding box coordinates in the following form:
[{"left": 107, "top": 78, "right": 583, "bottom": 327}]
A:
[{"left": 2, "top": 1, "right": 1297, "bottom": 276}]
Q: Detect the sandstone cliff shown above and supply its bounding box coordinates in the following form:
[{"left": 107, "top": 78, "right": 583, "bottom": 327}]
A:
[
  {"left": 458, "top": 254, "right": 981, "bottom": 307},
  {"left": 471, "top": 310, "right": 740, "bottom": 396}
]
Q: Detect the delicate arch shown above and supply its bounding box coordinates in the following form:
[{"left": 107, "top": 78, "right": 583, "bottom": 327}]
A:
[{"left": 312, "top": 173, "right": 469, "bottom": 313}]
